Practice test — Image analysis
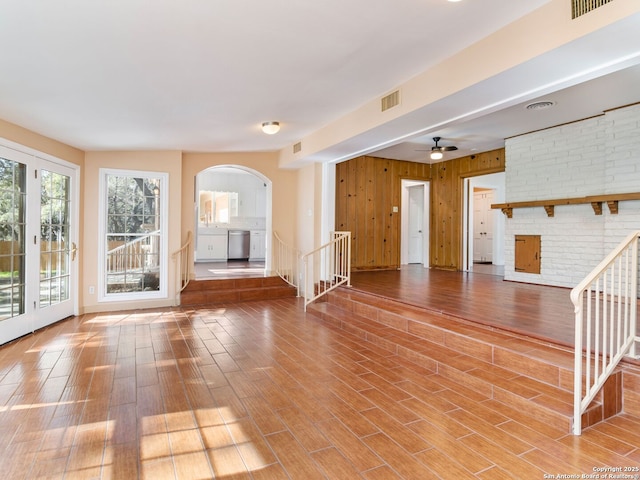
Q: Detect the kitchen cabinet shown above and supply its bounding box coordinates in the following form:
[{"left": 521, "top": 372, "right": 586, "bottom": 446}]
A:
[
  {"left": 250, "top": 230, "right": 266, "bottom": 260},
  {"left": 196, "top": 230, "right": 228, "bottom": 261}
]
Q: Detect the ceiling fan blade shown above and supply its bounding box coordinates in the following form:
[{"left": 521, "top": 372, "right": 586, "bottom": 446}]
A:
[{"left": 443, "top": 146, "right": 458, "bottom": 151}]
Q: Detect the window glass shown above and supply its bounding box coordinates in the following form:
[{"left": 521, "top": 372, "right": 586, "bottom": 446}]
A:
[
  {"left": 104, "top": 173, "right": 162, "bottom": 295},
  {"left": 0, "top": 158, "right": 26, "bottom": 320}
]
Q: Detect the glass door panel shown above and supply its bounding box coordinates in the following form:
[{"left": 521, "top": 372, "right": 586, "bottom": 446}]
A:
[
  {"left": 0, "top": 157, "right": 26, "bottom": 322},
  {"left": 40, "top": 169, "right": 71, "bottom": 308}
]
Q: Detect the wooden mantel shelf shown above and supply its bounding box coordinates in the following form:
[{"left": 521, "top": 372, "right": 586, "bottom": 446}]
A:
[{"left": 492, "top": 192, "right": 640, "bottom": 218}]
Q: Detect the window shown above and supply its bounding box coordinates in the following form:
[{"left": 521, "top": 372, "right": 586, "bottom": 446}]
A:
[
  {"left": 99, "top": 169, "right": 168, "bottom": 300},
  {"left": 198, "top": 190, "right": 238, "bottom": 225}
]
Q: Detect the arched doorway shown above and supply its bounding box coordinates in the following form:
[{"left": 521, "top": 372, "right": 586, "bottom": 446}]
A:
[{"left": 194, "top": 165, "right": 272, "bottom": 279}]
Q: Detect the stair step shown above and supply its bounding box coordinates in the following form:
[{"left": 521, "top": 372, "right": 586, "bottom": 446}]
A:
[
  {"left": 306, "top": 288, "right": 623, "bottom": 433},
  {"left": 180, "top": 275, "right": 297, "bottom": 305},
  {"left": 622, "top": 364, "right": 640, "bottom": 418}
]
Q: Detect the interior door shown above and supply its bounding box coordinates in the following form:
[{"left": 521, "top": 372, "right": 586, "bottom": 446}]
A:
[
  {"left": 473, "top": 190, "right": 494, "bottom": 263},
  {"left": 407, "top": 185, "right": 424, "bottom": 264},
  {"left": 0, "top": 146, "right": 77, "bottom": 345}
]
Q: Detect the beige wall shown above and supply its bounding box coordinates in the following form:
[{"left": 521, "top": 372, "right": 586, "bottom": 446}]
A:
[
  {"left": 0, "top": 119, "right": 85, "bottom": 166},
  {"left": 181, "top": 152, "right": 299, "bottom": 256},
  {"left": 0, "top": 121, "right": 301, "bottom": 316},
  {"left": 296, "top": 163, "right": 316, "bottom": 255},
  {"left": 83, "top": 151, "right": 183, "bottom": 313},
  {"left": 0, "top": 119, "right": 86, "bottom": 310}
]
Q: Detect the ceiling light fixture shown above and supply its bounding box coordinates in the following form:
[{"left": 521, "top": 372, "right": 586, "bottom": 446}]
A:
[
  {"left": 430, "top": 151, "right": 443, "bottom": 160},
  {"left": 261, "top": 121, "right": 280, "bottom": 135}
]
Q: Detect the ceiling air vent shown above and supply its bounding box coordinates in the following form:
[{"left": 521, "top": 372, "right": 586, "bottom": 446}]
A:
[
  {"left": 293, "top": 142, "right": 302, "bottom": 154},
  {"left": 572, "top": 0, "right": 612, "bottom": 19},
  {"left": 525, "top": 101, "right": 555, "bottom": 111},
  {"left": 381, "top": 90, "right": 400, "bottom": 112}
]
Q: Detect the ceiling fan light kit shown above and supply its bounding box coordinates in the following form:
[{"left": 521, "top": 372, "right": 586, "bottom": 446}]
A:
[{"left": 430, "top": 136, "right": 458, "bottom": 160}]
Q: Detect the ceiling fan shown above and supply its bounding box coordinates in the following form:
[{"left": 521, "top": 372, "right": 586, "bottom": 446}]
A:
[{"left": 428, "top": 137, "right": 457, "bottom": 160}]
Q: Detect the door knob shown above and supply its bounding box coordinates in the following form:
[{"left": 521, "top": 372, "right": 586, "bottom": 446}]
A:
[{"left": 71, "top": 242, "right": 78, "bottom": 261}]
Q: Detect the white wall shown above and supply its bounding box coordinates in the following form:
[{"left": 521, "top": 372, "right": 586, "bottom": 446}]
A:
[{"left": 504, "top": 104, "right": 640, "bottom": 287}]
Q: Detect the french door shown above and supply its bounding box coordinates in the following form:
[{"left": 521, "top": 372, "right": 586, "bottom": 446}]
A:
[{"left": 0, "top": 144, "right": 77, "bottom": 345}]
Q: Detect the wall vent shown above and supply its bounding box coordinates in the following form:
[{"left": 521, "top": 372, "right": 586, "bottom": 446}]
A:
[
  {"left": 571, "top": 0, "right": 612, "bottom": 19},
  {"left": 293, "top": 142, "right": 302, "bottom": 154},
  {"left": 381, "top": 90, "right": 400, "bottom": 112}
]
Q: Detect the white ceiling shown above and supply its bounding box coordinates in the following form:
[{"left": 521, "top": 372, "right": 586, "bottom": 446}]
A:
[
  {"left": 374, "top": 62, "right": 640, "bottom": 162},
  {"left": 0, "top": 1, "right": 639, "bottom": 164}
]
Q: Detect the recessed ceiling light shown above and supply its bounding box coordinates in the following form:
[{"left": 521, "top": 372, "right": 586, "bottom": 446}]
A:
[{"left": 525, "top": 101, "right": 555, "bottom": 111}]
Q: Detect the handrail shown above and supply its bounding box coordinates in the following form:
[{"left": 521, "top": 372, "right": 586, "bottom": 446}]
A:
[
  {"left": 273, "top": 231, "right": 301, "bottom": 293},
  {"left": 301, "top": 231, "right": 351, "bottom": 311},
  {"left": 571, "top": 230, "right": 640, "bottom": 435},
  {"left": 171, "top": 231, "right": 192, "bottom": 295}
]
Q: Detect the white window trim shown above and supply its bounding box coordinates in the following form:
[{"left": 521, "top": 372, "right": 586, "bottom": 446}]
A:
[{"left": 98, "top": 168, "right": 169, "bottom": 303}]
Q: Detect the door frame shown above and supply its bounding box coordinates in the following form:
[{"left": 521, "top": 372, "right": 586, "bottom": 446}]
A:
[
  {"left": 33, "top": 159, "right": 80, "bottom": 326},
  {"left": 462, "top": 172, "right": 505, "bottom": 272},
  {"left": 401, "top": 179, "right": 430, "bottom": 267},
  {"left": 0, "top": 138, "right": 80, "bottom": 345}
]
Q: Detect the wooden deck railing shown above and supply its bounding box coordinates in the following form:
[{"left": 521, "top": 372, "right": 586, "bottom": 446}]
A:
[{"left": 107, "top": 231, "right": 160, "bottom": 273}]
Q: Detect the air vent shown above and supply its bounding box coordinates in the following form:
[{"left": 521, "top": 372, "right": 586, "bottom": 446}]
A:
[
  {"left": 381, "top": 90, "right": 400, "bottom": 112},
  {"left": 525, "top": 101, "right": 555, "bottom": 111},
  {"left": 293, "top": 142, "right": 302, "bottom": 154},
  {"left": 572, "top": 0, "right": 612, "bottom": 19}
]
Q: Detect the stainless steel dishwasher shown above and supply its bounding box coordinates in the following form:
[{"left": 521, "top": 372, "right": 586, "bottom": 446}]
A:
[{"left": 227, "top": 230, "right": 250, "bottom": 260}]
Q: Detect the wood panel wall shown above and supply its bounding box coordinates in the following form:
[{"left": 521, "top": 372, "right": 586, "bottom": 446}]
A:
[
  {"left": 430, "top": 149, "right": 505, "bottom": 270},
  {"left": 335, "top": 156, "right": 430, "bottom": 270},
  {"left": 335, "top": 149, "right": 505, "bottom": 271}
]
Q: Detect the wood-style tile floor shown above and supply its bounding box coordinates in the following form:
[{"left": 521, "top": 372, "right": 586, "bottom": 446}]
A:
[
  {"left": 1, "top": 295, "right": 640, "bottom": 479},
  {"left": 350, "top": 266, "right": 580, "bottom": 346}
]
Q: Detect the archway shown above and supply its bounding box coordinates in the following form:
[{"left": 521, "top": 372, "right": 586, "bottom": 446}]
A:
[{"left": 194, "top": 165, "right": 273, "bottom": 278}]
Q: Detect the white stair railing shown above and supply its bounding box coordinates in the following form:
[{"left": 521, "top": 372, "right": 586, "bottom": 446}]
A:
[
  {"left": 301, "top": 231, "right": 351, "bottom": 311},
  {"left": 273, "top": 231, "right": 301, "bottom": 293},
  {"left": 172, "top": 231, "right": 192, "bottom": 296},
  {"left": 571, "top": 230, "right": 640, "bottom": 435}
]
